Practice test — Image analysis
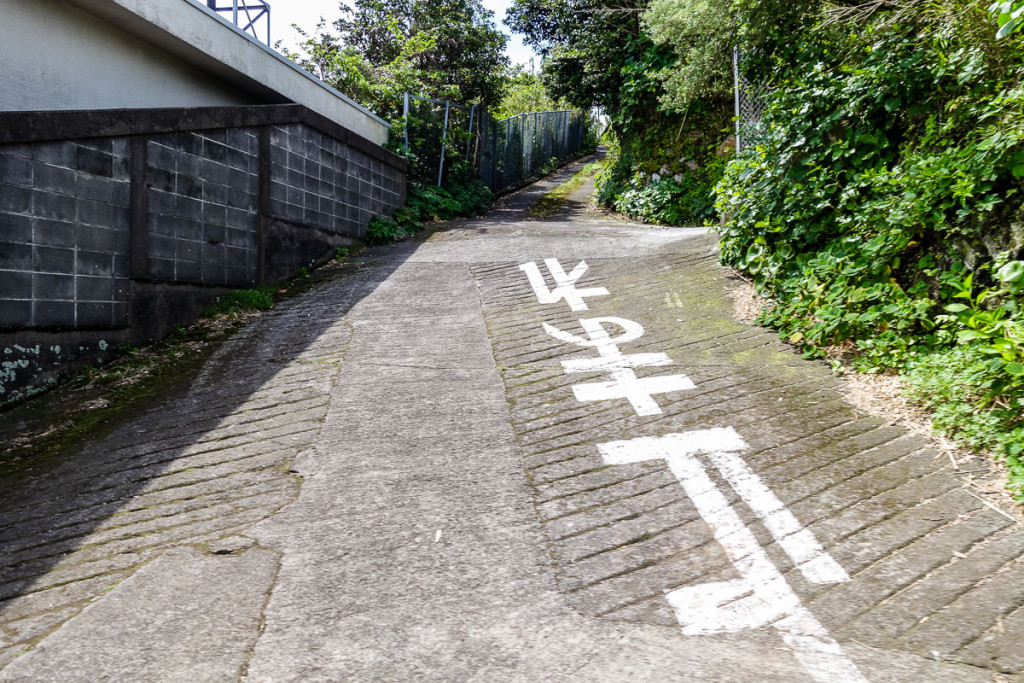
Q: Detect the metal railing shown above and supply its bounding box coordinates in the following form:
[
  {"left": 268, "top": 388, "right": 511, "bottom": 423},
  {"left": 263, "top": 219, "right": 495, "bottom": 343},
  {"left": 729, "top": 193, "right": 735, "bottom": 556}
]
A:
[
  {"left": 403, "top": 92, "right": 592, "bottom": 192},
  {"left": 200, "top": 0, "right": 272, "bottom": 46}
]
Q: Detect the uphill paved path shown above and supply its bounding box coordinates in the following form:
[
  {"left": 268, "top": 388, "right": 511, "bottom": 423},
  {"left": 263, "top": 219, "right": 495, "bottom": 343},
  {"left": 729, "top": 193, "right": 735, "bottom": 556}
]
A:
[{"left": 0, "top": 152, "right": 1022, "bottom": 682}]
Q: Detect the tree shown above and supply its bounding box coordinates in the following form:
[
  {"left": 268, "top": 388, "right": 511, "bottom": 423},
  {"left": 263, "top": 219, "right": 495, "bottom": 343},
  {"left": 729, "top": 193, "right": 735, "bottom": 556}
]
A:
[
  {"left": 493, "top": 64, "right": 569, "bottom": 119},
  {"left": 642, "top": 0, "right": 818, "bottom": 111},
  {"left": 279, "top": 19, "right": 376, "bottom": 108},
  {"left": 281, "top": 0, "right": 509, "bottom": 119},
  {"left": 506, "top": 0, "right": 661, "bottom": 124}
]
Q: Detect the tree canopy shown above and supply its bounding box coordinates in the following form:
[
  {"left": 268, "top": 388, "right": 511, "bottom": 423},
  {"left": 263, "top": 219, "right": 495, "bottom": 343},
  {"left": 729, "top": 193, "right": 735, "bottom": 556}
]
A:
[
  {"left": 506, "top": 0, "right": 662, "bottom": 122},
  {"left": 492, "top": 64, "right": 570, "bottom": 119},
  {"left": 280, "top": 0, "right": 509, "bottom": 119}
]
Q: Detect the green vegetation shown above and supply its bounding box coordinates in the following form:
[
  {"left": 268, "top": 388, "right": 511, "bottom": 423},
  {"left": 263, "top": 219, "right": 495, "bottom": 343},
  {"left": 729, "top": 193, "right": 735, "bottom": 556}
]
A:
[
  {"left": 202, "top": 287, "right": 276, "bottom": 316},
  {"left": 595, "top": 128, "right": 727, "bottom": 225},
  {"left": 279, "top": 0, "right": 508, "bottom": 119},
  {"left": 508, "top": 0, "right": 731, "bottom": 226},
  {"left": 493, "top": 65, "right": 571, "bottom": 120},
  {"left": 366, "top": 165, "right": 493, "bottom": 243},
  {"left": 646, "top": 0, "right": 1024, "bottom": 497},
  {"left": 992, "top": 0, "right": 1024, "bottom": 37}
]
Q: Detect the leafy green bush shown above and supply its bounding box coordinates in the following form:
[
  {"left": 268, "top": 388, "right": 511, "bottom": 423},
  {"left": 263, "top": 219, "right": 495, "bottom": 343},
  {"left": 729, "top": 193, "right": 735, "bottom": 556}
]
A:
[
  {"left": 366, "top": 164, "right": 493, "bottom": 244},
  {"left": 594, "top": 95, "right": 730, "bottom": 226},
  {"left": 906, "top": 343, "right": 1024, "bottom": 498},
  {"left": 712, "top": 2, "right": 1024, "bottom": 497},
  {"left": 600, "top": 154, "right": 725, "bottom": 225}
]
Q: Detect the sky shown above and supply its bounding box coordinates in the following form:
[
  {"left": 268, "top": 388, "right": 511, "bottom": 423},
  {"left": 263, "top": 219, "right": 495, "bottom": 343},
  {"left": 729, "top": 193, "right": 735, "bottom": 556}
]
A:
[{"left": 267, "top": 0, "right": 539, "bottom": 67}]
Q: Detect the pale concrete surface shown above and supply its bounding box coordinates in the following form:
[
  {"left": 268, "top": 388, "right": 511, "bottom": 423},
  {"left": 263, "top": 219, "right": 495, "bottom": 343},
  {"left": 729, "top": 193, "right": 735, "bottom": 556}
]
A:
[
  {"left": 0, "top": 154, "right": 1019, "bottom": 681},
  {"left": 3, "top": 0, "right": 388, "bottom": 143},
  {"left": 0, "top": 546, "right": 277, "bottom": 682}
]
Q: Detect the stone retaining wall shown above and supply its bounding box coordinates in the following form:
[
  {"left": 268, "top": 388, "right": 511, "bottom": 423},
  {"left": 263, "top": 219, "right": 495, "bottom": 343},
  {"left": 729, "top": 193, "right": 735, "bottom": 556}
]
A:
[{"left": 0, "top": 104, "right": 406, "bottom": 405}]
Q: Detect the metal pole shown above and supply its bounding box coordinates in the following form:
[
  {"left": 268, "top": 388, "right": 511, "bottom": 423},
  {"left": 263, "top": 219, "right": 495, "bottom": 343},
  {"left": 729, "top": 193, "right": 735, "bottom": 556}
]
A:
[
  {"left": 533, "top": 112, "right": 538, "bottom": 174},
  {"left": 233, "top": 0, "right": 239, "bottom": 27},
  {"left": 403, "top": 92, "right": 410, "bottom": 153},
  {"left": 266, "top": 1, "right": 271, "bottom": 45},
  {"left": 437, "top": 101, "right": 451, "bottom": 187},
  {"left": 466, "top": 104, "right": 476, "bottom": 163},
  {"left": 733, "top": 45, "right": 741, "bottom": 153}
]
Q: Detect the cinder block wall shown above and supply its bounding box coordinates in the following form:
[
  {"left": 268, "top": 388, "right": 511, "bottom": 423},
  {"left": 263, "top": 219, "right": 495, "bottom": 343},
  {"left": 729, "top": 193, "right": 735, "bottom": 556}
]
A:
[{"left": 0, "top": 105, "right": 406, "bottom": 405}]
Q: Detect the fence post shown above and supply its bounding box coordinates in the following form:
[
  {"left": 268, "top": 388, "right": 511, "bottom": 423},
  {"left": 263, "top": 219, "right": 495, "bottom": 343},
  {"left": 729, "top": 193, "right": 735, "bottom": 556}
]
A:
[
  {"left": 466, "top": 104, "right": 475, "bottom": 163},
  {"left": 534, "top": 112, "right": 538, "bottom": 172},
  {"left": 437, "top": 100, "right": 451, "bottom": 187},
  {"left": 733, "top": 46, "right": 741, "bottom": 153},
  {"left": 403, "top": 92, "right": 410, "bottom": 153}
]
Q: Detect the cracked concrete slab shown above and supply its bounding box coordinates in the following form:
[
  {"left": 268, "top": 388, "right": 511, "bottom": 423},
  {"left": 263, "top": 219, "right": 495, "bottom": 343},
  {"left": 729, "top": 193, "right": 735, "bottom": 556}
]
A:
[{"left": 0, "top": 545, "right": 278, "bottom": 682}]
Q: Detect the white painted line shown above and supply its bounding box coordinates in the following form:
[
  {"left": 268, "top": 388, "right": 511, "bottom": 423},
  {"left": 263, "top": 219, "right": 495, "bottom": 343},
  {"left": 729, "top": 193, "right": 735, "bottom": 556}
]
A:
[
  {"left": 543, "top": 316, "right": 645, "bottom": 351},
  {"left": 704, "top": 431, "right": 849, "bottom": 585},
  {"left": 519, "top": 259, "right": 609, "bottom": 311},
  {"left": 543, "top": 318, "right": 695, "bottom": 416},
  {"left": 598, "top": 431, "right": 867, "bottom": 683},
  {"left": 572, "top": 372, "right": 695, "bottom": 416},
  {"left": 562, "top": 354, "right": 674, "bottom": 372}
]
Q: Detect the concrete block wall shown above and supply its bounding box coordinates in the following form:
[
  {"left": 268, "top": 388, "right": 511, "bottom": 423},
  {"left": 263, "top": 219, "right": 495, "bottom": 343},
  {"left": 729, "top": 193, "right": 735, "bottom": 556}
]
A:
[
  {"left": 146, "top": 130, "right": 260, "bottom": 287},
  {"left": 0, "top": 105, "right": 406, "bottom": 405},
  {"left": 0, "top": 139, "right": 132, "bottom": 330},
  {"left": 268, "top": 125, "right": 403, "bottom": 237}
]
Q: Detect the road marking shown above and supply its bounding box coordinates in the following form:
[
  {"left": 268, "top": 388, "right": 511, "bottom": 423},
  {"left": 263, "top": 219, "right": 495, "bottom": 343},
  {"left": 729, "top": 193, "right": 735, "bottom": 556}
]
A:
[
  {"left": 519, "top": 259, "right": 609, "bottom": 311},
  {"left": 704, "top": 435, "right": 849, "bottom": 585},
  {"left": 518, "top": 258, "right": 865, "bottom": 681},
  {"left": 598, "top": 429, "right": 867, "bottom": 683},
  {"left": 543, "top": 317, "right": 694, "bottom": 416}
]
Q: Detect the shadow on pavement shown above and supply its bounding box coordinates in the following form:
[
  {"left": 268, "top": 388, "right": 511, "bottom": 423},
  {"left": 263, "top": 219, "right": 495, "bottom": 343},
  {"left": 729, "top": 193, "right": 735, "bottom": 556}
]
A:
[{"left": 0, "top": 245, "right": 411, "bottom": 663}]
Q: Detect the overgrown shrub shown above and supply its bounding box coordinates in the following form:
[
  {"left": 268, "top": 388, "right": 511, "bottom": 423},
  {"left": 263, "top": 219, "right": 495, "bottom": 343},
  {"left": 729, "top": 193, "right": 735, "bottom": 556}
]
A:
[
  {"left": 366, "top": 163, "right": 493, "bottom": 244},
  {"left": 595, "top": 102, "right": 730, "bottom": 226},
  {"left": 713, "top": 1, "right": 1024, "bottom": 497},
  {"left": 599, "top": 150, "right": 725, "bottom": 225}
]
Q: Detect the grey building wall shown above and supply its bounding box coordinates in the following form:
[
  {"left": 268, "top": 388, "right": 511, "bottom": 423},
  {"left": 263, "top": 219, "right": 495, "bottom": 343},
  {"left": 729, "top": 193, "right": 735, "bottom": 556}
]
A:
[
  {"left": 0, "top": 0, "right": 392, "bottom": 146},
  {"left": 0, "top": 105, "right": 407, "bottom": 406},
  {"left": 268, "top": 125, "right": 404, "bottom": 237},
  {"left": 0, "top": 0, "right": 257, "bottom": 112},
  {"left": 0, "top": 138, "right": 133, "bottom": 330},
  {"left": 146, "top": 129, "right": 261, "bottom": 287}
]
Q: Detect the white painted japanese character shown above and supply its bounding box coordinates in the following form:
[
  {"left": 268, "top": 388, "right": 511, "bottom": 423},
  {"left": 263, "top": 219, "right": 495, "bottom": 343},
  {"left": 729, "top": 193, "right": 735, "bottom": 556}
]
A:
[
  {"left": 519, "top": 258, "right": 609, "bottom": 311},
  {"left": 543, "top": 317, "right": 694, "bottom": 416},
  {"left": 598, "top": 429, "right": 864, "bottom": 683}
]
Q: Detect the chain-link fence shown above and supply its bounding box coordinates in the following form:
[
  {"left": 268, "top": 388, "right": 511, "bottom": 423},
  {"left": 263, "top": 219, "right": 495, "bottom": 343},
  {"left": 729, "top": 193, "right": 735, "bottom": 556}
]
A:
[
  {"left": 733, "top": 47, "right": 769, "bottom": 152},
  {"left": 402, "top": 93, "right": 477, "bottom": 187},
  {"left": 403, "top": 93, "right": 592, "bottom": 193},
  {"left": 476, "top": 110, "right": 589, "bottom": 193}
]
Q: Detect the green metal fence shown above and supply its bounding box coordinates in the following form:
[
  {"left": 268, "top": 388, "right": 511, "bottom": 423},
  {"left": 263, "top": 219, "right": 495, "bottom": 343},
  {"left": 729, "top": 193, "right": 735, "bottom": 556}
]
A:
[
  {"left": 403, "top": 93, "right": 591, "bottom": 193},
  {"left": 476, "top": 110, "right": 589, "bottom": 193}
]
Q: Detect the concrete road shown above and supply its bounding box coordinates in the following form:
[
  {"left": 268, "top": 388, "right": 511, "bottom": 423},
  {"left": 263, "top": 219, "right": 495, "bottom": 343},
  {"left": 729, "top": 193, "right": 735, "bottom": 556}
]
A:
[{"left": 1, "top": 154, "right": 1021, "bottom": 682}]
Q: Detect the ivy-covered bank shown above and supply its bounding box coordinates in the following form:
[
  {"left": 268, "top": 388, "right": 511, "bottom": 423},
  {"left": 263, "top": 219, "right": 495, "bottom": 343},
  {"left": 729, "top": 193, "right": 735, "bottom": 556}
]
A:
[
  {"left": 711, "top": 2, "right": 1024, "bottom": 499},
  {"left": 507, "top": 0, "right": 733, "bottom": 227},
  {"left": 595, "top": 108, "right": 729, "bottom": 226}
]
